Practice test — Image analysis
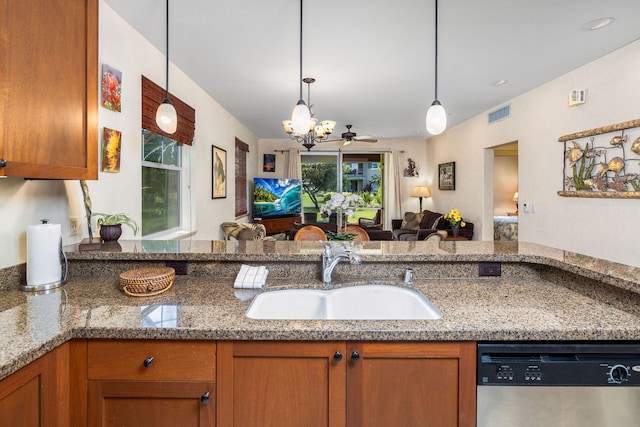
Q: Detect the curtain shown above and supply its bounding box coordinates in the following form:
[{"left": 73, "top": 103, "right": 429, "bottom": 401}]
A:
[
  {"left": 389, "top": 151, "right": 403, "bottom": 218},
  {"left": 287, "top": 148, "right": 301, "bottom": 179}
]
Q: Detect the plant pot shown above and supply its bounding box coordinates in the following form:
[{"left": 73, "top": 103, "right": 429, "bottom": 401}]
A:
[
  {"left": 451, "top": 227, "right": 460, "bottom": 237},
  {"left": 100, "top": 224, "right": 123, "bottom": 242}
]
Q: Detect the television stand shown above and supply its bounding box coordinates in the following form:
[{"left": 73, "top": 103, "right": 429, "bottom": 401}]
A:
[{"left": 255, "top": 216, "right": 300, "bottom": 235}]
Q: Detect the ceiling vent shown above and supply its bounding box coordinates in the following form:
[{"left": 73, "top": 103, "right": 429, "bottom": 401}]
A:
[{"left": 488, "top": 105, "right": 511, "bottom": 124}]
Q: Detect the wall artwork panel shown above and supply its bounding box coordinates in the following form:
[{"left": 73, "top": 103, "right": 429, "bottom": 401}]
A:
[
  {"left": 101, "top": 127, "right": 121, "bottom": 173},
  {"left": 438, "top": 161, "right": 455, "bottom": 191},
  {"left": 558, "top": 118, "right": 640, "bottom": 198},
  {"left": 101, "top": 64, "right": 122, "bottom": 112},
  {"left": 212, "top": 145, "right": 227, "bottom": 199}
]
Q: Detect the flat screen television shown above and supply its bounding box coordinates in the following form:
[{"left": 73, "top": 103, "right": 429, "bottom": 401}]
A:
[{"left": 253, "top": 178, "right": 303, "bottom": 219}]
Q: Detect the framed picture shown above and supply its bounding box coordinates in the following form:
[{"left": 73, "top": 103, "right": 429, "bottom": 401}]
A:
[
  {"left": 438, "top": 161, "right": 455, "bottom": 191},
  {"left": 101, "top": 127, "right": 122, "bottom": 173},
  {"left": 212, "top": 145, "right": 227, "bottom": 198},
  {"left": 101, "top": 64, "right": 122, "bottom": 112},
  {"left": 263, "top": 153, "right": 276, "bottom": 172}
]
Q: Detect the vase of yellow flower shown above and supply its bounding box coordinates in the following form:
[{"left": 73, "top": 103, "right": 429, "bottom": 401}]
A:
[{"left": 443, "top": 208, "right": 466, "bottom": 237}]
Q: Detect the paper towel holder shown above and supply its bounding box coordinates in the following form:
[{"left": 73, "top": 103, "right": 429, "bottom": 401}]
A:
[{"left": 21, "top": 220, "right": 68, "bottom": 292}]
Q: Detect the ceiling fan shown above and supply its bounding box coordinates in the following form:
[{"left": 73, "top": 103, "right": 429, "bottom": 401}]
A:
[{"left": 325, "top": 124, "right": 378, "bottom": 146}]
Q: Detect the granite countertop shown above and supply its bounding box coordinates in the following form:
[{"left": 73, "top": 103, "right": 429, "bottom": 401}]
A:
[{"left": 2, "top": 240, "right": 640, "bottom": 381}]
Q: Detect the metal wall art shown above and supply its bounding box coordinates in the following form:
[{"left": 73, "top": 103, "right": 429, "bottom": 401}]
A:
[{"left": 558, "top": 118, "right": 640, "bottom": 198}]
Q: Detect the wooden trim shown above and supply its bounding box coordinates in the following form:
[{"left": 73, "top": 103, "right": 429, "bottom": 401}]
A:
[
  {"left": 69, "top": 340, "right": 88, "bottom": 427},
  {"left": 558, "top": 118, "right": 640, "bottom": 142},
  {"left": 235, "top": 138, "right": 249, "bottom": 152},
  {"left": 141, "top": 75, "right": 195, "bottom": 146},
  {"left": 557, "top": 190, "right": 640, "bottom": 198}
]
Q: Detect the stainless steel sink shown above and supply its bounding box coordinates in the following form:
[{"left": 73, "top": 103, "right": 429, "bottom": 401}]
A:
[{"left": 245, "top": 285, "right": 442, "bottom": 320}]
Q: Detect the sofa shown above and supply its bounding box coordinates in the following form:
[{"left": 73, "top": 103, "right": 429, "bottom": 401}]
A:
[{"left": 392, "top": 210, "right": 474, "bottom": 241}]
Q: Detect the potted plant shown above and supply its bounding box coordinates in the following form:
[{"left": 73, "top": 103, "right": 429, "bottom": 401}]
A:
[
  {"left": 443, "top": 208, "right": 466, "bottom": 237},
  {"left": 92, "top": 213, "right": 139, "bottom": 242}
]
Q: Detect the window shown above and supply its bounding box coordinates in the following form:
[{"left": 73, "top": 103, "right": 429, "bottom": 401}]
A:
[
  {"left": 300, "top": 151, "right": 383, "bottom": 224},
  {"left": 235, "top": 138, "right": 249, "bottom": 217},
  {"left": 141, "top": 130, "right": 181, "bottom": 236}
]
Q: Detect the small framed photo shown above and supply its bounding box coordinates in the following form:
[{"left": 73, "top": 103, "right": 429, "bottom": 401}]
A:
[
  {"left": 101, "top": 64, "right": 122, "bottom": 112},
  {"left": 438, "top": 161, "right": 455, "bottom": 191},
  {"left": 263, "top": 153, "right": 276, "bottom": 172},
  {"left": 212, "top": 145, "right": 227, "bottom": 199},
  {"left": 101, "top": 127, "right": 122, "bottom": 173}
]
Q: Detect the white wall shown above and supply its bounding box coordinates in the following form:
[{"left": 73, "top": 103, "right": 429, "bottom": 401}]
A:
[
  {"left": 428, "top": 40, "right": 640, "bottom": 267},
  {"left": 0, "top": 1, "right": 258, "bottom": 269}
]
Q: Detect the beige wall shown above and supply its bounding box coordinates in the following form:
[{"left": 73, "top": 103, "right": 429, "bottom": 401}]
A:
[{"left": 427, "top": 39, "right": 640, "bottom": 267}]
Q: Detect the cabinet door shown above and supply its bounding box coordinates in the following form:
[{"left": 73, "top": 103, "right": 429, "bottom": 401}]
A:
[
  {"left": 346, "top": 342, "right": 476, "bottom": 427},
  {"left": 88, "top": 380, "right": 215, "bottom": 427},
  {"left": 0, "top": 343, "right": 69, "bottom": 427},
  {"left": 217, "top": 341, "right": 347, "bottom": 427},
  {"left": 0, "top": 0, "right": 98, "bottom": 179}
]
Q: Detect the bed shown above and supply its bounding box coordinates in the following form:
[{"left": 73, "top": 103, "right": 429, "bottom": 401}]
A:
[{"left": 494, "top": 216, "right": 518, "bottom": 241}]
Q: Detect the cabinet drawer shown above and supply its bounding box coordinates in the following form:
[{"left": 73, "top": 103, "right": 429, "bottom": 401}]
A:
[{"left": 88, "top": 340, "right": 215, "bottom": 381}]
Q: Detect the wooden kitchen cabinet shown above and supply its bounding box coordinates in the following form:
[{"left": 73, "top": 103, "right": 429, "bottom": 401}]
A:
[
  {"left": 346, "top": 342, "right": 476, "bottom": 427},
  {"left": 217, "top": 341, "right": 346, "bottom": 427},
  {"left": 87, "top": 340, "right": 216, "bottom": 427},
  {"left": 0, "top": 343, "right": 70, "bottom": 427},
  {"left": 217, "top": 341, "right": 476, "bottom": 427},
  {"left": 0, "top": 0, "right": 98, "bottom": 179}
]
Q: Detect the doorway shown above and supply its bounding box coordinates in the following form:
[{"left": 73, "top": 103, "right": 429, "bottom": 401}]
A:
[{"left": 489, "top": 141, "right": 519, "bottom": 241}]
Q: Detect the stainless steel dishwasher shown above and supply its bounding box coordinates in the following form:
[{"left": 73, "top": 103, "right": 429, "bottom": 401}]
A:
[{"left": 477, "top": 342, "right": 640, "bottom": 427}]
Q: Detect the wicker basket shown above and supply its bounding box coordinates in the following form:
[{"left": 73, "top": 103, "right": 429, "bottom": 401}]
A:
[{"left": 119, "top": 267, "right": 175, "bottom": 297}]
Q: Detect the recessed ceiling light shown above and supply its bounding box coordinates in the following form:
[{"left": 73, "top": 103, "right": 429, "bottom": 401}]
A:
[
  {"left": 491, "top": 79, "right": 509, "bottom": 86},
  {"left": 581, "top": 17, "right": 615, "bottom": 31}
]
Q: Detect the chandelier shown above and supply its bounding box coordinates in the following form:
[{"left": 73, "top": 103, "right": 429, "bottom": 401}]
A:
[{"left": 282, "top": 77, "right": 336, "bottom": 151}]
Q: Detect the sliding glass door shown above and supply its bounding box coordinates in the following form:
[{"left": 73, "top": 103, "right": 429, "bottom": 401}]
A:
[{"left": 300, "top": 151, "right": 383, "bottom": 226}]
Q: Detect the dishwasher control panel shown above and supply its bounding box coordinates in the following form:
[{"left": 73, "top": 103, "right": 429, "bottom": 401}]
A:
[{"left": 478, "top": 342, "right": 640, "bottom": 386}]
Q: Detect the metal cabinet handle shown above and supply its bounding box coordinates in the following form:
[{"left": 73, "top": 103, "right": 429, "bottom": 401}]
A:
[
  {"left": 351, "top": 351, "right": 360, "bottom": 362},
  {"left": 143, "top": 356, "right": 154, "bottom": 368},
  {"left": 333, "top": 351, "right": 343, "bottom": 362},
  {"left": 201, "top": 392, "right": 211, "bottom": 403},
  {"left": 0, "top": 159, "right": 6, "bottom": 168}
]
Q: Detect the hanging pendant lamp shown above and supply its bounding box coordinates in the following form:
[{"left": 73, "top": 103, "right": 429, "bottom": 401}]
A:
[
  {"left": 290, "top": 0, "right": 311, "bottom": 135},
  {"left": 156, "top": 0, "right": 177, "bottom": 134},
  {"left": 426, "top": 0, "right": 446, "bottom": 135}
]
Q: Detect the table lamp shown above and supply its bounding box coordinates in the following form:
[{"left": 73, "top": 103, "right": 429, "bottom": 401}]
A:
[
  {"left": 411, "top": 186, "right": 431, "bottom": 212},
  {"left": 512, "top": 191, "right": 519, "bottom": 213}
]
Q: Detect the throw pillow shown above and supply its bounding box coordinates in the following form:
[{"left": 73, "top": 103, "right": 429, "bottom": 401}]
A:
[
  {"left": 221, "top": 222, "right": 267, "bottom": 240},
  {"left": 401, "top": 212, "right": 423, "bottom": 230}
]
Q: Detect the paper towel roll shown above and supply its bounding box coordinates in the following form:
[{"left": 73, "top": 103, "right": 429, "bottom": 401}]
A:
[{"left": 27, "top": 221, "right": 62, "bottom": 286}]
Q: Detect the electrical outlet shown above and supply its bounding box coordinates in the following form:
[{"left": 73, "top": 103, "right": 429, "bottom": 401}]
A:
[
  {"left": 166, "top": 261, "right": 188, "bottom": 275},
  {"left": 70, "top": 217, "right": 80, "bottom": 235},
  {"left": 479, "top": 262, "right": 501, "bottom": 277}
]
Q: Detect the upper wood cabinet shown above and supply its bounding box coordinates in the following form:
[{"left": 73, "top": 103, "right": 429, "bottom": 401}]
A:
[{"left": 0, "top": 0, "right": 98, "bottom": 179}]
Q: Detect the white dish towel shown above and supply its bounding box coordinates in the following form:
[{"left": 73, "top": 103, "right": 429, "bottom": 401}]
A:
[{"left": 234, "top": 264, "right": 269, "bottom": 289}]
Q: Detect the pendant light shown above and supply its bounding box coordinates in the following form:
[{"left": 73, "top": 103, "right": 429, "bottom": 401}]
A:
[
  {"left": 290, "top": 0, "right": 311, "bottom": 135},
  {"left": 156, "top": 0, "right": 177, "bottom": 134},
  {"left": 426, "top": 0, "right": 446, "bottom": 135}
]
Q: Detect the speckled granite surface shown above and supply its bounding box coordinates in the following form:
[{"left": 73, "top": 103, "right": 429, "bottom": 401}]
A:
[{"left": 2, "top": 240, "right": 640, "bottom": 381}]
